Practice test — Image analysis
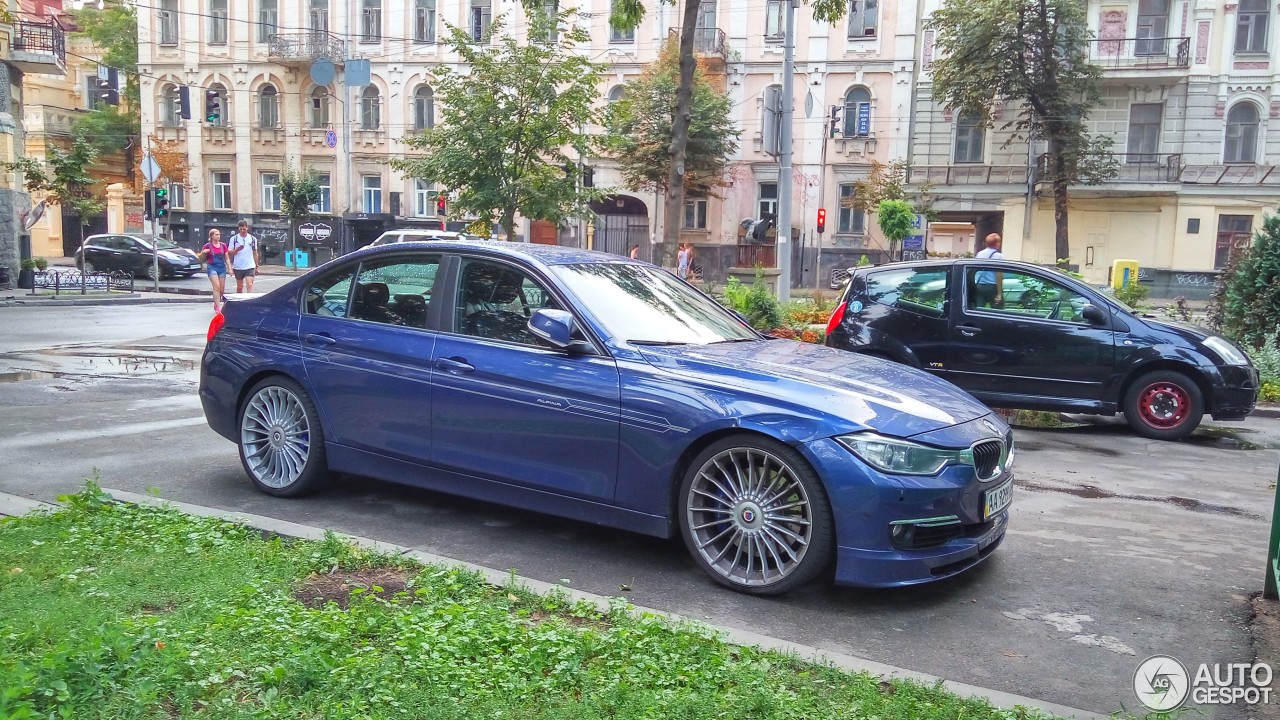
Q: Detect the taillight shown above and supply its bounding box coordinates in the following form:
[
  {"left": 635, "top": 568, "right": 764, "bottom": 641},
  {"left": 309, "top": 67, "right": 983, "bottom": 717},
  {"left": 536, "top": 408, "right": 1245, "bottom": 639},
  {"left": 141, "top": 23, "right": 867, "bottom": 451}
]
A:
[
  {"left": 207, "top": 312, "right": 226, "bottom": 343},
  {"left": 824, "top": 301, "right": 848, "bottom": 337}
]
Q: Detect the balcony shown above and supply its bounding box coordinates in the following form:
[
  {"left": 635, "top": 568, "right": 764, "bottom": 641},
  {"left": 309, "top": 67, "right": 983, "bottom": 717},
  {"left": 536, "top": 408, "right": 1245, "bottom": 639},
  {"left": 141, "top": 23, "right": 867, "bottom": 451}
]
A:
[
  {"left": 1036, "top": 152, "right": 1183, "bottom": 184},
  {"left": 1180, "top": 164, "right": 1280, "bottom": 186},
  {"left": 908, "top": 165, "right": 1031, "bottom": 185},
  {"left": 11, "top": 20, "right": 66, "bottom": 75},
  {"left": 267, "top": 31, "right": 344, "bottom": 67},
  {"left": 1088, "top": 36, "right": 1190, "bottom": 74},
  {"left": 668, "top": 27, "right": 727, "bottom": 68}
]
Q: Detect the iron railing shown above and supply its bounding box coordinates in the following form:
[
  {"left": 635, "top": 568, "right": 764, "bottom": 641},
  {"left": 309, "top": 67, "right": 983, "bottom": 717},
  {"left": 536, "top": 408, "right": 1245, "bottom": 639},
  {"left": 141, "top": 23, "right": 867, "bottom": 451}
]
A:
[
  {"left": 13, "top": 20, "right": 66, "bottom": 64},
  {"left": 267, "top": 31, "right": 344, "bottom": 63},
  {"left": 1088, "top": 36, "right": 1191, "bottom": 69},
  {"left": 34, "top": 269, "right": 133, "bottom": 293},
  {"left": 736, "top": 242, "right": 777, "bottom": 268},
  {"left": 907, "top": 165, "right": 1032, "bottom": 185},
  {"left": 668, "top": 27, "right": 727, "bottom": 57},
  {"left": 1037, "top": 152, "right": 1183, "bottom": 182}
]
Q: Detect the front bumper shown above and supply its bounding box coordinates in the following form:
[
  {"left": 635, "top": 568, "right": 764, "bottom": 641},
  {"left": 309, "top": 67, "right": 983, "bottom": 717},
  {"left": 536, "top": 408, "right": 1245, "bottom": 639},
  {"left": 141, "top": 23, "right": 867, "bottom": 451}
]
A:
[{"left": 1210, "top": 365, "right": 1261, "bottom": 421}]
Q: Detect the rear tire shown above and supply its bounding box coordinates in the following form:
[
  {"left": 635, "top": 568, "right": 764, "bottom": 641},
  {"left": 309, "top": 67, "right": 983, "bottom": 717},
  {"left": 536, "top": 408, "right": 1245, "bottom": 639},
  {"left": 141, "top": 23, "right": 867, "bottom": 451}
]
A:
[
  {"left": 237, "top": 377, "right": 331, "bottom": 497},
  {"left": 1123, "top": 370, "right": 1204, "bottom": 441}
]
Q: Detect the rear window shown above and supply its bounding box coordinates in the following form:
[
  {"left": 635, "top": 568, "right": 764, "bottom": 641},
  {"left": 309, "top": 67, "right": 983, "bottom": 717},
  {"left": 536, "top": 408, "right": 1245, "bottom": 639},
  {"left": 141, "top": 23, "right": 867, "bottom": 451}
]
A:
[{"left": 864, "top": 268, "right": 949, "bottom": 316}]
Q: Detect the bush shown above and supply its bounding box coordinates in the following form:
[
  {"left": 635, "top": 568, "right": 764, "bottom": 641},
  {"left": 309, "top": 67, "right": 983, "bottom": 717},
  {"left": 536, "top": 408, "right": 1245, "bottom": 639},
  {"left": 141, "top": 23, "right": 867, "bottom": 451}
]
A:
[
  {"left": 1113, "top": 280, "right": 1150, "bottom": 309},
  {"left": 1213, "top": 210, "right": 1280, "bottom": 349},
  {"left": 720, "top": 269, "right": 781, "bottom": 330}
]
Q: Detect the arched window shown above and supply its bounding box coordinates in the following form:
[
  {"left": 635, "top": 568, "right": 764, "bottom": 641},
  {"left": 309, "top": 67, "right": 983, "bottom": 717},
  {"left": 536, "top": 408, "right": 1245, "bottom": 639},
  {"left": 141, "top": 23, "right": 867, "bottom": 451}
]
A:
[
  {"left": 843, "top": 87, "right": 871, "bottom": 137},
  {"left": 607, "top": 85, "right": 625, "bottom": 104},
  {"left": 309, "top": 87, "right": 330, "bottom": 128},
  {"left": 208, "top": 83, "right": 229, "bottom": 127},
  {"left": 258, "top": 85, "right": 279, "bottom": 128},
  {"left": 954, "top": 110, "right": 984, "bottom": 163},
  {"left": 160, "top": 83, "right": 181, "bottom": 127},
  {"left": 361, "top": 86, "right": 381, "bottom": 130},
  {"left": 413, "top": 85, "right": 435, "bottom": 131},
  {"left": 1225, "top": 102, "right": 1260, "bottom": 164}
]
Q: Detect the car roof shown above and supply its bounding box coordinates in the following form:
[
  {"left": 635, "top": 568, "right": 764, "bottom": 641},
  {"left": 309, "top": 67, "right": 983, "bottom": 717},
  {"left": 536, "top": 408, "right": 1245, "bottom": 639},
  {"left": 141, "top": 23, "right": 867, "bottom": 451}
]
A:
[
  {"left": 851, "top": 257, "right": 1077, "bottom": 275},
  {"left": 349, "top": 239, "right": 630, "bottom": 266}
]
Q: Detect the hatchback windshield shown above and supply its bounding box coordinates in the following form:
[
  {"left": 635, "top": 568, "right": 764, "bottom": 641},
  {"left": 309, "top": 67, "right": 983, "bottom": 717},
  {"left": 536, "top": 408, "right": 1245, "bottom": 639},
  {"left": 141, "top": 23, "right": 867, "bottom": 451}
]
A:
[{"left": 551, "top": 262, "right": 757, "bottom": 344}]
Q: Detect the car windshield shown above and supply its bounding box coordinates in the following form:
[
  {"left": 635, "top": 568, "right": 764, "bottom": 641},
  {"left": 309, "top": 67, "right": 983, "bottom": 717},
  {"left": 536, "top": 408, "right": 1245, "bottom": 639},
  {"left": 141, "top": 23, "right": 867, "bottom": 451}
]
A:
[{"left": 551, "top": 262, "right": 757, "bottom": 344}]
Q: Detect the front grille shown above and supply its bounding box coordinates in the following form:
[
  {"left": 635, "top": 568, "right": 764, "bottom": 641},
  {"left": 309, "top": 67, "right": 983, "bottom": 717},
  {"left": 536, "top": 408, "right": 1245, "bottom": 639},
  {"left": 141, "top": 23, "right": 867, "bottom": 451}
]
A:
[{"left": 972, "top": 439, "right": 1003, "bottom": 480}]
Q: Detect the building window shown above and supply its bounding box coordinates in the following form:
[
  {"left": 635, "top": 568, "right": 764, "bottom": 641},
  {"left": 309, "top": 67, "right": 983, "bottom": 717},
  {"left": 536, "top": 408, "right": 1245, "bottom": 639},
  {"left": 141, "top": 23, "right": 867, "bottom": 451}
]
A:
[
  {"left": 1216, "top": 215, "right": 1253, "bottom": 268},
  {"left": 414, "top": 86, "right": 435, "bottom": 131},
  {"left": 261, "top": 173, "right": 281, "bottom": 212},
  {"left": 209, "top": 0, "right": 228, "bottom": 45},
  {"left": 311, "top": 173, "right": 332, "bottom": 213},
  {"left": 258, "top": 0, "right": 278, "bottom": 42},
  {"left": 160, "top": 84, "right": 181, "bottom": 127},
  {"left": 1135, "top": 0, "right": 1170, "bottom": 56},
  {"left": 1126, "top": 103, "right": 1162, "bottom": 162},
  {"left": 159, "top": 0, "right": 178, "bottom": 45},
  {"left": 415, "top": 180, "right": 438, "bottom": 216},
  {"left": 361, "top": 0, "right": 381, "bottom": 42},
  {"left": 1224, "top": 102, "right": 1260, "bottom": 163},
  {"left": 259, "top": 85, "right": 280, "bottom": 129},
  {"left": 848, "top": 0, "right": 877, "bottom": 38},
  {"left": 953, "top": 111, "right": 984, "bottom": 164},
  {"left": 609, "top": 0, "right": 635, "bottom": 41},
  {"left": 758, "top": 182, "right": 778, "bottom": 220},
  {"left": 361, "top": 86, "right": 381, "bottom": 130},
  {"left": 842, "top": 86, "right": 871, "bottom": 137},
  {"left": 1236, "top": 0, "right": 1269, "bottom": 54},
  {"left": 607, "top": 86, "right": 626, "bottom": 104},
  {"left": 765, "top": 0, "right": 784, "bottom": 40},
  {"left": 683, "top": 198, "right": 708, "bottom": 229},
  {"left": 213, "top": 172, "right": 232, "bottom": 210},
  {"left": 535, "top": 0, "right": 559, "bottom": 42},
  {"left": 309, "top": 0, "right": 328, "bottom": 31},
  {"left": 208, "top": 84, "right": 229, "bottom": 127},
  {"left": 415, "top": 0, "right": 436, "bottom": 43},
  {"left": 169, "top": 183, "right": 186, "bottom": 209},
  {"left": 363, "top": 175, "right": 383, "bottom": 213},
  {"left": 838, "top": 184, "right": 866, "bottom": 234},
  {"left": 84, "top": 73, "right": 98, "bottom": 110},
  {"left": 309, "top": 87, "right": 330, "bottom": 128},
  {"left": 471, "top": 0, "right": 492, "bottom": 42}
]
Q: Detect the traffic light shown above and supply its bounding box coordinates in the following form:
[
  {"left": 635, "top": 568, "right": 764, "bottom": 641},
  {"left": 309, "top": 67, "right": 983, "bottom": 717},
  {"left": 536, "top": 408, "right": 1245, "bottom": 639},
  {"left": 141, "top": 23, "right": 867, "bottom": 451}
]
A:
[
  {"left": 144, "top": 188, "right": 154, "bottom": 220},
  {"left": 205, "top": 90, "right": 221, "bottom": 123},
  {"left": 436, "top": 194, "right": 446, "bottom": 216},
  {"left": 829, "top": 105, "right": 842, "bottom": 138},
  {"left": 582, "top": 166, "right": 595, "bottom": 188},
  {"left": 816, "top": 208, "right": 827, "bottom": 234},
  {"left": 154, "top": 187, "right": 169, "bottom": 218},
  {"left": 178, "top": 86, "right": 192, "bottom": 120}
]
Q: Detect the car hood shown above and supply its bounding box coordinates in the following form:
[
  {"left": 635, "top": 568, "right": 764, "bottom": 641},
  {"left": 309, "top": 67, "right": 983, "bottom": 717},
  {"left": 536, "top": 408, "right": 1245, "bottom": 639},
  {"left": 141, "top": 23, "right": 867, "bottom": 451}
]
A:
[
  {"left": 159, "top": 250, "right": 196, "bottom": 262},
  {"left": 634, "top": 339, "right": 995, "bottom": 438}
]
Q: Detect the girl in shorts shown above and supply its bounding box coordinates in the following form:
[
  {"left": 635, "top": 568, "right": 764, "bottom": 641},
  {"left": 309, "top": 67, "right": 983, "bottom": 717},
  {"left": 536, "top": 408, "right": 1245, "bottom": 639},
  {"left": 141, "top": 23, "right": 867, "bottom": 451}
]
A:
[{"left": 199, "top": 229, "right": 228, "bottom": 312}]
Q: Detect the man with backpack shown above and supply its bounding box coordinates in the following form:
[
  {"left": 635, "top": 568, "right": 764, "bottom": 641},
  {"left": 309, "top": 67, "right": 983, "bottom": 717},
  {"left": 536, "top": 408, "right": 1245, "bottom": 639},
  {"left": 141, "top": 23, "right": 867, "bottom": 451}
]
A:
[{"left": 228, "top": 219, "right": 261, "bottom": 293}]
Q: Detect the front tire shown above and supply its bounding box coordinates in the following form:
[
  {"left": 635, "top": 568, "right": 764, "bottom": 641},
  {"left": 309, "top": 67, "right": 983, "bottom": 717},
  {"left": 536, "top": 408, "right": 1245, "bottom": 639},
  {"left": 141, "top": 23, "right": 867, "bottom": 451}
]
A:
[
  {"left": 238, "top": 377, "right": 331, "bottom": 497},
  {"left": 1123, "top": 370, "right": 1204, "bottom": 441},
  {"left": 678, "top": 435, "right": 834, "bottom": 595}
]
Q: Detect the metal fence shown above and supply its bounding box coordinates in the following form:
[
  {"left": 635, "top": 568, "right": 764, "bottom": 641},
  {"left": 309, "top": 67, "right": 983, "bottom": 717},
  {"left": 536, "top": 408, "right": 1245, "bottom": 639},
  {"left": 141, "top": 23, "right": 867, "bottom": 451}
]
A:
[{"left": 33, "top": 269, "right": 134, "bottom": 294}]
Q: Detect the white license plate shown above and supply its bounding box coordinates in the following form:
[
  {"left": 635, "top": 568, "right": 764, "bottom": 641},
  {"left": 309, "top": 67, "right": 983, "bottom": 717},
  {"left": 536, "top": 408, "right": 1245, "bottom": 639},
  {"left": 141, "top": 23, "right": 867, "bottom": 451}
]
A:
[{"left": 983, "top": 480, "right": 1013, "bottom": 519}]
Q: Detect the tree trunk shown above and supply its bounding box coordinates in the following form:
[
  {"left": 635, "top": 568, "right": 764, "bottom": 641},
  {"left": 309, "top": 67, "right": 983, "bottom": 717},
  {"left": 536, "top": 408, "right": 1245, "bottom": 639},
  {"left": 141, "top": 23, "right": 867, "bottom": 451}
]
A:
[
  {"left": 503, "top": 207, "right": 517, "bottom": 243},
  {"left": 661, "top": 0, "right": 702, "bottom": 266},
  {"left": 1049, "top": 136, "right": 1071, "bottom": 268}
]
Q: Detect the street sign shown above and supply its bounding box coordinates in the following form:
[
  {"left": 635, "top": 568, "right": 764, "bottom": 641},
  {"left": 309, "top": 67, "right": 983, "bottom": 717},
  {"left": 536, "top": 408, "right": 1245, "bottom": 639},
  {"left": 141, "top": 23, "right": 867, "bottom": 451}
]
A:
[
  {"left": 140, "top": 154, "right": 161, "bottom": 183},
  {"left": 856, "top": 102, "right": 871, "bottom": 137},
  {"left": 904, "top": 235, "right": 924, "bottom": 250},
  {"left": 325, "top": 129, "right": 337, "bottom": 148}
]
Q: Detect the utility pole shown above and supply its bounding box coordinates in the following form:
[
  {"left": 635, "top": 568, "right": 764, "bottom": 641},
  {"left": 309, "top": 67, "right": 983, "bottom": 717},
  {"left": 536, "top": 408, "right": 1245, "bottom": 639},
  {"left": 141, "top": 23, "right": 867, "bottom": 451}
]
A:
[{"left": 776, "top": 0, "right": 796, "bottom": 302}]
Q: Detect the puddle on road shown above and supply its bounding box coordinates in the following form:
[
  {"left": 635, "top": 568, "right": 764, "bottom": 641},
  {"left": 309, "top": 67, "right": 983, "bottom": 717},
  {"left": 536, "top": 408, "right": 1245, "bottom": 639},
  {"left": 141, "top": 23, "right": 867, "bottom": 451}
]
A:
[
  {"left": 0, "top": 370, "right": 59, "bottom": 383},
  {"left": 1019, "top": 478, "right": 1263, "bottom": 520},
  {"left": 1184, "top": 426, "right": 1266, "bottom": 451}
]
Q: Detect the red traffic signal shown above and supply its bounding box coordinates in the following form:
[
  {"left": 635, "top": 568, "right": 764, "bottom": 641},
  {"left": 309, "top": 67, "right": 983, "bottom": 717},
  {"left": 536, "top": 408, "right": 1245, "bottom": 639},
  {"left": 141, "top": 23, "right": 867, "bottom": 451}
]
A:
[
  {"left": 436, "top": 195, "right": 446, "bottom": 215},
  {"left": 816, "top": 208, "right": 827, "bottom": 234}
]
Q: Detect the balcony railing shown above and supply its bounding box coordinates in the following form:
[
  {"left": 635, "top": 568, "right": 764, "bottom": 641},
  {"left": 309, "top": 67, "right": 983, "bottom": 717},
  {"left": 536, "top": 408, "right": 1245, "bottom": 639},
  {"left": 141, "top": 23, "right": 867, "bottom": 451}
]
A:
[
  {"left": 736, "top": 241, "right": 777, "bottom": 268},
  {"left": 267, "top": 31, "right": 344, "bottom": 65},
  {"left": 1089, "top": 36, "right": 1191, "bottom": 70},
  {"left": 1037, "top": 152, "right": 1183, "bottom": 183},
  {"left": 907, "top": 165, "right": 1032, "bottom": 185},
  {"left": 11, "top": 20, "right": 66, "bottom": 74},
  {"left": 668, "top": 27, "right": 727, "bottom": 59}
]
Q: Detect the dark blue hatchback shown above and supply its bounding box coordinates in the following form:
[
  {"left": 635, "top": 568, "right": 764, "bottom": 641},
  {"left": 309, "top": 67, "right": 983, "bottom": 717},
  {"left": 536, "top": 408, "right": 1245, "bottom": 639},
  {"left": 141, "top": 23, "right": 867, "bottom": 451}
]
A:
[{"left": 200, "top": 241, "right": 1014, "bottom": 594}]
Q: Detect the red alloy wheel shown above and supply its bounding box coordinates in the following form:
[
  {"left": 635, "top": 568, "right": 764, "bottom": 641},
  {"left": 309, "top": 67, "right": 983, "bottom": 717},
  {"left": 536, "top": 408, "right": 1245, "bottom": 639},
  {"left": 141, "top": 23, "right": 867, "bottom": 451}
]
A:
[{"left": 1136, "top": 380, "right": 1191, "bottom": 429}]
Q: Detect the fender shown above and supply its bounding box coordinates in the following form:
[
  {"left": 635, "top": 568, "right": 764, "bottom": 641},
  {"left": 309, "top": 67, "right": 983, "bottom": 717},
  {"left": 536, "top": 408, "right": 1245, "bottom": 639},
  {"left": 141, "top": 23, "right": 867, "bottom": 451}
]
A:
[{"left": 1104, "top": 344, "right": 1216, "bottom": 404}]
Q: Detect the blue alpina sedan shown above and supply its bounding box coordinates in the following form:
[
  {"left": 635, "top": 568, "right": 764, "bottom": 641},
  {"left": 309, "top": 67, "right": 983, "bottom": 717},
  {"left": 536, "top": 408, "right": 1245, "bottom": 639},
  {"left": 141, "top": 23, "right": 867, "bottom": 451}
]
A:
[{"left": 200, "top": 241, "right": 1014, "bottom": 595}]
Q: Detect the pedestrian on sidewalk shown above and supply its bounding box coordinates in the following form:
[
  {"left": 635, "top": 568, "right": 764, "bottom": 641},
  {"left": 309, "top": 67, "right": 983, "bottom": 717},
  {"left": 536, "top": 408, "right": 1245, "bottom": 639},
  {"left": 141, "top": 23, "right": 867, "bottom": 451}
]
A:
[
  {"left": 198, "top": 229, "right": 228, "bottom": 313},
  {"left": 228, "top": 220, "right": 260, "bottom": 293},
  {"left": 972, "top": 232, "right": 1005, "bottom": 309}
]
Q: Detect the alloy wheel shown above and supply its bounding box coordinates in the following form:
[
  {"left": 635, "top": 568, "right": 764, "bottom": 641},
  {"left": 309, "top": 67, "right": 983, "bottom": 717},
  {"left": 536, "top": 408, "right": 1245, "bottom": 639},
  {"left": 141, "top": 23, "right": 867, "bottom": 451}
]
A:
[{"left": 240, "top": 385, "right": 312, "bottom": 489}]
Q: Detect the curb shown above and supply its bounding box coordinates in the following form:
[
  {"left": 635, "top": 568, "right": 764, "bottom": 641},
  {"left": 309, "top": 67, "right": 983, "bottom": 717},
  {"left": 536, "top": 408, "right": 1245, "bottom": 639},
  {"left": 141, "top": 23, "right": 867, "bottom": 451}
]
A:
[
  {"left": 0, "top": 295, "right": 210, "bottom": 307},
  {"left": 0, "top": 487, "right": 1105, "bottom": 720}
]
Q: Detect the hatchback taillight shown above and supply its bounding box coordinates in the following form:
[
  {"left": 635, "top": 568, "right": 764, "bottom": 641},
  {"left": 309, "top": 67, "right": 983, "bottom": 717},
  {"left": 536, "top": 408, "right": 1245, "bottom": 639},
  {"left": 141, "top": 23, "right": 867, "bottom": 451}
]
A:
[
  {"left": 825, "top": 301, "right": 848, "bottom": 337},
  {"left": 207, "top": 312, "right": 226, "bottom": 343}
]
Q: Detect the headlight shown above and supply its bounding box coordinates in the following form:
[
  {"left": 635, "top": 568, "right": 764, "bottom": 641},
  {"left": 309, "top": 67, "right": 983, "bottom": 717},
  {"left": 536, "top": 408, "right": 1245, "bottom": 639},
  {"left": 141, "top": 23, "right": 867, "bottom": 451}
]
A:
[
  {"left": 836, "top": 432, "right": 966, "bottom": 475},
  {"left": 1204, "top": 336, "right": 1249, "bottom": 366}
]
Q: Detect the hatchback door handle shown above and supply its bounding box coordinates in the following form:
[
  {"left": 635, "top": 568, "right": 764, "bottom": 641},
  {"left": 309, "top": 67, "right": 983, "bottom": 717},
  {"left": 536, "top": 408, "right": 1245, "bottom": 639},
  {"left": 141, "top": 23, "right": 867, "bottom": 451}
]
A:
[
  {"left": 958, "top": 325, "right": 982, "bottom": 338},
  {"left": 304, "top": 333, "right": 336, "bottom": 346},
  {"left": 436, "top": 357, "right": 475, "bottom": 373}
]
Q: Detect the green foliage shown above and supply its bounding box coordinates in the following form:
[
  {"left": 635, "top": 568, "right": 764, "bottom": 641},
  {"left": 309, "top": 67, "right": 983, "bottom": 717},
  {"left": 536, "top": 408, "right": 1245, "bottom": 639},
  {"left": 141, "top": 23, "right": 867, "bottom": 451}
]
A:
[
  {"left": 390, "top": 11, "right": 604, "bottom": 241},
  {"left": 72, "top": 5, "right": 141, "bottom": 154},
  {"left": 5, "top": 133, "right": 105, "bottom": 226},
  {"left": 20, "top": 258, "right": 48, "bottom": 271},
  {"left": 856, "top": 255, "right": 871, "bottom": 267},
  {"left": 721, "top": 270, "right": 783, "bottom": 330},
  {"left": 70, "top": 106, "right": 138, "bottom": 156},
  {"left": 1113, "top": 280, "right": 1150, "bottom": 310},
  {"left": 603, "top": 39, "right": 740, "bottom": 197},
  {"left": 1215, "top": 211, "right": 1280, "bottom": 349},
  {"left": 876, "top": 200, "right": 917, "bottom": 244},
  {"left": 278, "top": 167, "right": 323, "bottom": 222},
  {"left": 1248, "top": 337, "right": 1280, "bottom": 398}
]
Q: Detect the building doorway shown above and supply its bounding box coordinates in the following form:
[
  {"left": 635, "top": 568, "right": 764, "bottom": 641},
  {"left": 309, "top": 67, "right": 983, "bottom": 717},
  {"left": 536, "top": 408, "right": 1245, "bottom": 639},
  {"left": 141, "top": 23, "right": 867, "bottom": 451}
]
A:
[{"left": 589, "top": 195, "right": 648, "bottom": 258}]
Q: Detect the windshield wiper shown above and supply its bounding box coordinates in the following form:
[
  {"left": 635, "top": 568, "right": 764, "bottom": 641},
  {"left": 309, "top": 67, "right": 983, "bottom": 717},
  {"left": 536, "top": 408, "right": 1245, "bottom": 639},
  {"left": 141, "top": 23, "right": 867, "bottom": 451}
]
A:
[
  {"left": 630, "top": 340, "right": 690, "bottom": 346},
  {"left": 711, "top": 337, "right": 760, "bottom": 344}
]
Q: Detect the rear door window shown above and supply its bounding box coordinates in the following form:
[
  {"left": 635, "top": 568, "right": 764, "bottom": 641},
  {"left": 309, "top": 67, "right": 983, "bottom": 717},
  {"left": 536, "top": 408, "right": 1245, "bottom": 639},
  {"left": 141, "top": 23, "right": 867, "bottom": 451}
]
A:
[
  {"left": 351, "top": 256, "right": 442, "bottom": 329},
  {"left": 864, "top": 268, "right": 949, "bottom": 316}
]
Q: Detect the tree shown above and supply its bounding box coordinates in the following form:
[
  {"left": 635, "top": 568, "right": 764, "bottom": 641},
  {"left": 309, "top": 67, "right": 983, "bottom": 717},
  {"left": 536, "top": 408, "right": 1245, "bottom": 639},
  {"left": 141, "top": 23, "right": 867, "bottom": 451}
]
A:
[
  {"left": 1213, "top": 211, "right": 1280, "bottom": 349},
  {"left": 6, "top": 132, "right": 105, "bottom": 293},
  {"left": 927, "top": 0, "right": 1117, "bottom": 266},
  {"left": 876, "top": 200, "right": 918, "bottom": 262},
  {"left": 604, "top": 39, "right": 739, "bottom": 201},
  {"left": 278, "top": 168, "right": 324, "bottom": 271},
  {"left": 72, "top": 5, "right": 141, "bottom": 185},
  {"left": 847, "top": 160, "right": 934, "bottom": 260},
  {"left": 390, "top": 11, "right": 604, "bottom": 242}
]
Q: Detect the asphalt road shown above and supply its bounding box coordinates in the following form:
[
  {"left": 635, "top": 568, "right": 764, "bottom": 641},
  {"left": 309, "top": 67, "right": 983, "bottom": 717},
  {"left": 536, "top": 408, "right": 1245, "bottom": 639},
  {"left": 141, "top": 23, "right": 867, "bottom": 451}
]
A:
[{"left": 0, "top": 301, "right": 1275, "bottom": 717}]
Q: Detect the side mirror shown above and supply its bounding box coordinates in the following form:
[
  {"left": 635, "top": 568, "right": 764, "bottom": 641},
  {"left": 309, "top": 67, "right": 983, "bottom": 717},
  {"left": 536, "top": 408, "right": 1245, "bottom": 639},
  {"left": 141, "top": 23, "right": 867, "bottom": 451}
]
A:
[
  {"left": 529, "top": 308, "right": 593, "bottom": 352},
  {"left": 1081, "top": 304, "right": 1107, "bottom": 325}
]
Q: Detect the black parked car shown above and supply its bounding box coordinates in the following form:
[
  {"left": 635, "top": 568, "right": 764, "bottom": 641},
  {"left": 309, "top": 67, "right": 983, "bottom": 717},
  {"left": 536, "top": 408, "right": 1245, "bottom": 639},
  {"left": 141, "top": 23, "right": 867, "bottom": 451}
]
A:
[
  {"left": 824, "top": 258, "right": 1259, "bottom": 440},
  {"left": 75, "top": 234, "right": 203, "bottom": 280}
]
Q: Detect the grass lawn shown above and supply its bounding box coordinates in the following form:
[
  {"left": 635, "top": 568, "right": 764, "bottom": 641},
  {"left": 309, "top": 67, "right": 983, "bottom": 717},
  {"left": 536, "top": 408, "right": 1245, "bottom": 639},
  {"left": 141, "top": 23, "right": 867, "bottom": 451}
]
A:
[{"left": 0, "top": 484, "right": 1061, "bottom": 720}]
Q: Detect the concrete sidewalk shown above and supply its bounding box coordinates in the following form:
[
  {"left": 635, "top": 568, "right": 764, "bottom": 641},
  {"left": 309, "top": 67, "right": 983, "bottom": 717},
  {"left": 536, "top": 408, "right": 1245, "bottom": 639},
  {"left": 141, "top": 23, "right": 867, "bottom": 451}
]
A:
[{"left": 0, "top": 488, "right": 1103, "bottom": 720}]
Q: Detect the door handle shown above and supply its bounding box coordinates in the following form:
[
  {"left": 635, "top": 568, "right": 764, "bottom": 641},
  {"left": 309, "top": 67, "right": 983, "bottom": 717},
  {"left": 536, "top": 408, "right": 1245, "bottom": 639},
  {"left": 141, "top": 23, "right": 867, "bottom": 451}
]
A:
[
  {"left": 436, "top": 357, "right": 475, "bottom": 373},
  {"left": 304, "top": 333, "right": 336, "bottom": 346},
  {"left": 958, "top": 325, "right": 982, "bottom": 338}
]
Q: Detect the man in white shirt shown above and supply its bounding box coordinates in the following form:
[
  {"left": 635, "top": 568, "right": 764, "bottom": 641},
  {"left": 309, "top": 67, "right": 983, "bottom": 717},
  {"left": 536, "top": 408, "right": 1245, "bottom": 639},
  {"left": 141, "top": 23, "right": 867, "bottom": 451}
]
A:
[
  {"left": 228, "top": 220, "right": 260, "bottom": 293},
  {"left": 973, "top": 232, "right": 1004, "bottom": 308}
]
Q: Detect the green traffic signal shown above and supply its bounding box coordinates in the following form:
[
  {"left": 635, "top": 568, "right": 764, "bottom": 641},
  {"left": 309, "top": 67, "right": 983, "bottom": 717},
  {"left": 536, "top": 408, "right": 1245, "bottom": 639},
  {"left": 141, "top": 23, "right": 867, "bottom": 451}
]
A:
[{"left": 154, "top": 187, "right": 169, "bottom": 218}]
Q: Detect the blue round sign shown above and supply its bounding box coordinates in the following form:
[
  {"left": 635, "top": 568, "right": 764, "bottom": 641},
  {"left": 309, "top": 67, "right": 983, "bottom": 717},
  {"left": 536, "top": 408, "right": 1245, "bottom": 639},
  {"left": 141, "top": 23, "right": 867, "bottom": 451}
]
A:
[{"left": 324, "top": 129, "right": 337, "bottom": 149}]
